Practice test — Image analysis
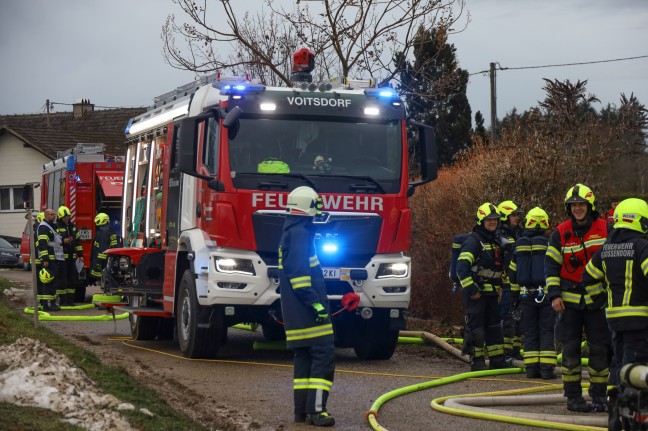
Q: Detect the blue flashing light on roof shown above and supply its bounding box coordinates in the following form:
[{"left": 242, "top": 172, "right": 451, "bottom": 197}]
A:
[
  {"left": 364, "top": 87, "right": 399, "bottom": 99},
  {"left": 213, "top": 82, "right": 266, "bottom": 95}
]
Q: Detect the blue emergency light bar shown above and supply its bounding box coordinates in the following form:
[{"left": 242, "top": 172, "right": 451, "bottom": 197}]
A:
[
  {"left": 213, "top": 82, "right": 266, "bottom": 95},
  {"left": 364, "top": 87, "right": 399, "bottom": 99}
]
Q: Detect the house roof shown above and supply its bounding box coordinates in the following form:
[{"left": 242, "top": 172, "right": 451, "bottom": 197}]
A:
[{"left": 0, "top": 107, "right": 147, "bottom": 159}]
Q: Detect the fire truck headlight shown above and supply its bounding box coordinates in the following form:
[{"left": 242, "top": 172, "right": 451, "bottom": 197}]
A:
[
  {"left": 118, "top": 256, "right": 130, "bottom": 270},
  {"left": 215, "top": 257, "right": 256, "bottom": 276},
  {"left": 364, "top": 107, "right": 380, "bottom": 116},
  {"left": 260, "top": 103, "right": 276, "bottom": 111},
  {"left": 376, "top": 262, "right": 409, "bottom": 279}
]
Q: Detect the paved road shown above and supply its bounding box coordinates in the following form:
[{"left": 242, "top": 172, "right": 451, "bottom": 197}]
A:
[{"left": 1, "top": 267, "right": 605, "bottom": 430}]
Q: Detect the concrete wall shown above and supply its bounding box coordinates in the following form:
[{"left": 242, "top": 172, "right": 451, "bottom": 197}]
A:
[{"left": 0, "top": 134, "right": 50, "bottom": 241}]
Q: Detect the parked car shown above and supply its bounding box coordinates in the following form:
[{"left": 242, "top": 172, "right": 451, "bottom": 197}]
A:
[{"left": 0, "top": 237, "right": 20, "bottom": 267}]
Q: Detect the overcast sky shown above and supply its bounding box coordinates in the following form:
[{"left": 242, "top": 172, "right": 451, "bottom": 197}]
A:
[{"left": 1, "top": 0, "right": 647, "bottom": 126}]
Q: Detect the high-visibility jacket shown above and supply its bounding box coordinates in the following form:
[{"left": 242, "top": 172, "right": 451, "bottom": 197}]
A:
[
  {"left": 582, "top": 228, "right": 648, "bottom": 331},
  {"left": 546, "top": 217, "right": 608, "bottom": 309},
  {"left": 497, "top": 224, "right": 518, "bottom": 288},
  {"left": 278, "top": 216, "right": 334, "bottom": 349},
  {"left": 37, "top": 221, "right": 64, "bottom": 263},
  {"left": 56, "top": 220, "right": 82, "bottom": 260},
  {"left": 90, "top": 225, "right": 118, "bottom": 278},
  {"left": 456, "top": 226, "right": 503, "bottom": 297}
]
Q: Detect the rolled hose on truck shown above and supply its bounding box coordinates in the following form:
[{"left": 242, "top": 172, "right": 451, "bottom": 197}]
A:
[{"left": 365, "top": 331, "right": 606, "bottom": 431}]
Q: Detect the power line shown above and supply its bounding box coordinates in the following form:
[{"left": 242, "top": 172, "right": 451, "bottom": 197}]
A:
[{"left": 469, "top": 54, "right": 648, "bottom": 76}]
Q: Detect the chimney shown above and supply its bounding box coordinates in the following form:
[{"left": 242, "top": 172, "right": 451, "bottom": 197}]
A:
[{"left": 73, "top": 99, "right": 94, "bottom": 119}]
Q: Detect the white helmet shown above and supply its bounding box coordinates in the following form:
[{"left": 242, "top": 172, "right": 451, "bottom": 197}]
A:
[{"left": 286, "top": 186, "right": 320, "bottom": 217}]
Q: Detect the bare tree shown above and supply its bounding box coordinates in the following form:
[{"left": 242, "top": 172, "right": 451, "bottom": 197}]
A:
[{"left": 162, "top": 0, "right": 468, "bottom": 86}]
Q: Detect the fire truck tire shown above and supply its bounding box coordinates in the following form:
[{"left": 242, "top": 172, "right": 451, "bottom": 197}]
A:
[
  {"left": 177, "top": 270, "right": 221, "bottom": 358},
  {"left": 261, "top": 322, "right": 286, "bottom": 341},
  {"left": 157, "top": 317, "right": 175, "bottom": 341},
  {"left": 353, "top": 315, "right": 399, "bottom": 360}
]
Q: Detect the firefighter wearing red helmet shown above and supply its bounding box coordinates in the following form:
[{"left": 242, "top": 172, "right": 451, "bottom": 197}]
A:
[
  {"left": 278, "top": 186, "right": 335, "bottom": 427},
  {"left": 456, "top": 203, "right": 508, "bottom": 371},
  {"left": 582, "top": 198, "right": 648, "bottom": 429},
  {"left": 546, "top": 184, "right": 611, "bottom": 413}
]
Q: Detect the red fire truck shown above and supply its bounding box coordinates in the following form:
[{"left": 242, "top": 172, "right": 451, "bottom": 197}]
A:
[
  {"left": 38, "top": 143, "right": 124, "bottom": 301},
  {"left": 104, "top": 56, "right": 437, "bottom": 359}
]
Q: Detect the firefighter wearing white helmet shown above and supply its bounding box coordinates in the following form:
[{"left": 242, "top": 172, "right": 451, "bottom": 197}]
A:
[
  {"left": 89, "top": 213, "right": 118, "bottom": 284},
  {"left": 546, "top": 183, "right": 611, "bottom": 413},
  {"left": 582, "top": 198, "right": 648, "bottom": 429},
  {"left": 278, "top": 186, "right": 335, "bottom": 427},
  {"left": 456, "top": 202, "right": 508, "bottom": 371}
]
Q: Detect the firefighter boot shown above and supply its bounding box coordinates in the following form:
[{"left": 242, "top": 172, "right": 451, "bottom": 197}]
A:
[
  {"left": 566, "top": 396, "right": 592, "bottom": 412},
  {"left": 49, "top": 299, "right": 61, "bottom": 312},
  {"left": 65, "top": 293, "right": 76, "bottom": 306},
  {"left": 526, "top": 365, "right": 541, "bottom": 379},
  {"left": 470, "top": 358, "right": 487, "bottom": 372},
  {"left": 41, "top": 300, "right": 51, "bottom": 311},
  {"left": 489, "top": 356, "right": 508, "bottom": 370},
  {"left": 591, "top": 396, "right": 607, "bottom": 413},
  {"left": 306, "top": 412, "right": 335, "bottom": 427}
]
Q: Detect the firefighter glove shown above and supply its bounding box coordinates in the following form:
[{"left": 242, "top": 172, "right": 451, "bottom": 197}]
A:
[{"left": 311, "top": 302, "right": 329, "bottom": 323}]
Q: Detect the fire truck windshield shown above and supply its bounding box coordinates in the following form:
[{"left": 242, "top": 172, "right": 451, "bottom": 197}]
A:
[{"left": 228, "top": 118, "right": 402, "bottom": 194}]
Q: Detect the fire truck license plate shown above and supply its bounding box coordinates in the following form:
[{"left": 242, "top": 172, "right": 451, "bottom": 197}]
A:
[
  {"left": 78, "top": 230, "right": 91, "bottom": 240},
  {"left": 322, "top": 268, "right": 340, "bottom": 279}
]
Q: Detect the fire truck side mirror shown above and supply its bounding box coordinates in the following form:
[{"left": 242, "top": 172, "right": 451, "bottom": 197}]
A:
[
  {"left": 21, "top": 182, "right": 39, "bottom": 210},
  {"left": 177, "top": 116, "right": 200, "bottom": 176},
  {"left": 223, "top": 106, "right": 242, "bottom": 140},
  {"left": 407, "top": 123, "right": 438, "bottom": 192}
]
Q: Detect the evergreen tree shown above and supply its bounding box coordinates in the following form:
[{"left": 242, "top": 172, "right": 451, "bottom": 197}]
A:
[
  {"left": 396, "top": 26, "right": 472, "bottom": 165},
  {"left": 474, "top": 111, "right": 488, "bottom": 143}
]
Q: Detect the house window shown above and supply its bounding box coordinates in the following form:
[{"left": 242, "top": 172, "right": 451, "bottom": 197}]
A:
[{"left": 0, "top": 186, "right": 26, "bottom": 211}]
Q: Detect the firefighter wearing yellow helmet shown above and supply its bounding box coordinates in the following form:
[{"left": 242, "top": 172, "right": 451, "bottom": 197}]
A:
[
  {"left": 89, "top": 213, "right": 118, "bottom": 284},
  {"left": 508, "top": 206, "right": 556, "bottom": 380},
  {"left": 546, "top": 184, "right": 611, "bottom": 412},
  {"left": 582, "top": 198, "right": 648, "bottom": 427},
  {"left": 455, "top": 203, "right": 507, "bottom": 371},
  {"left": 496, "top": 200, "right": 524, "bottom": 362},
  {"left": 36, "top": 209, "right": 62, "bottom": 311},
  {"left": 55, "top": 205, "right": 83, "bottom": 306},
  {"left": 278, "top": 186, "right": 335, "bottom": 426}
]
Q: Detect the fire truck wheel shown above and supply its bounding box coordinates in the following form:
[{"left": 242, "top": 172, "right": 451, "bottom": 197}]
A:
[
  {"left": 177, "top": 270, "right": 221, "bottom": 358},
  {"left": 353, "top": 315, "right": 399, "bottom": 360},
  {"left": 261, "top": 322, "right": 286, "bottom": 341}
]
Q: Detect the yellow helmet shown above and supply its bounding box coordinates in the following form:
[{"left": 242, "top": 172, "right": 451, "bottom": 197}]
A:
[
  {"left": 286, "top": 186, "right": 320, "bottom": 217},
  {"left": 497, "top": 200, "right": 524, "bottom": 221},
  {"left": 36, "top": 212, "right": 45, "bottom": 223},
  {"left": 94, "top": 213, "right": 110, "bottom": 226},
  {"left": 476, "top": 202, "right": 500, "bottom": 225},
  {"left": 57, "top": 206, "right": 71, "bottom": 219},
  {"left": 524, "top": 207, "right": 550, "bottom": 229},
  {"left": 564, "top": 184, "right": 596, "bottom": 214},
  {"left": 613, "top": 198, "right": 648, "bottom": 233},
  {"left": 39, "top": 268, "right": 54, "bottom": 284}
]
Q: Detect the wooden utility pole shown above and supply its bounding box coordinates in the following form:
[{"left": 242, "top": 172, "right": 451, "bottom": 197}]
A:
[{"left": 489, "top": 62, "right": 497, "bottom": 144}]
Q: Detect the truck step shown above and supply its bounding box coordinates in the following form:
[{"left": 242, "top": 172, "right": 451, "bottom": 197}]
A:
[{"left": 111, "top": 306, "right": 173, "bottom": 318}]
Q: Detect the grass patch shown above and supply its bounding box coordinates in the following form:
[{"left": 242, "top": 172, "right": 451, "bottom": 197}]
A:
[{"left": 0, "top": 277, "right": 208, "bottom": 431}]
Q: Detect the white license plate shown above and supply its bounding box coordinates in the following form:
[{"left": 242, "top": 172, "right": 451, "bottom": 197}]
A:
[
  {"left": 78, "top": 229, "right": 92, "bottom": 240},
  {"left": 322, "top": 268, "right": 340, "bottom": 279}
]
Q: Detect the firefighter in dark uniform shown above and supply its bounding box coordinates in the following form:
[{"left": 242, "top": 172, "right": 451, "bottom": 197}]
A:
[
  {"left": 509, "top": 207, "right": 557, "bottom": 379},
  {"left": 279, "top": 186, "right": 335, "bottom": 427},
  {"left": 497, "top": 200, "right": 524, "bottom": 361},
  {"left": 546, "top": 184, "right": 611, "bottom": 412},
  {"left": 90, "top": 213, "right": 118, "bottom": 284},
  {"left": 456, "top": 202, "right": 507, "bottom": 371},
  {"left": 33, "top": 211, "right": 45, "bottom": 306},
  {"left": 37, "top": 208, "right": 63, "bottom": 311},
  {"left": 582, "top": 198, "right": 648, "bottom": 430},
  {"left": 56, "top": 206, "right": 83, "bottom": 305}
]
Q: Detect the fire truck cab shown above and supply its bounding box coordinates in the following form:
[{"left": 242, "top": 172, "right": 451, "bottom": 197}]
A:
[{"left": 105, "top": 64, "right": 437, "bottom": 360}]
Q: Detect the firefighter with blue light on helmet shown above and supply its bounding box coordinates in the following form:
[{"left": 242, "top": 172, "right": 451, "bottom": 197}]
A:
[
  {"left": 509, "top": 207, "right": 556, "bottom": 379},
  {"left": 546, "top": 183, "right": 611, "bottom": 413},
  {"left": 456, "top": 202, "right": 507, "bottom": 371},
  {"left": 582, "top": 198, "right": 648, "bottom": 430},
  {"left": 90, "top": 213, "right": 118, "bottom": 284},
  {"left": 278, "top": 186, "right": 335, "bottom": 427},
  {"left": 497, "top": 200, "right": 524, "bottom": 362}
]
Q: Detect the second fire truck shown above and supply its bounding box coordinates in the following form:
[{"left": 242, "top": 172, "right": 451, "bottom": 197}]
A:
[{"left": 104, "top": 53, "right": 437, "bottom": 359}]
